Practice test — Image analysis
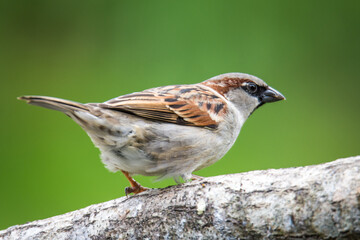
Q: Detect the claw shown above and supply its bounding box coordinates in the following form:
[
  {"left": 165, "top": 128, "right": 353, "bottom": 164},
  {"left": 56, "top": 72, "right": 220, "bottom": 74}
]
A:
[
  {"left": 121, "top": 170, "right": 149, "bottom": 196},
  {"left": 125, "top": 185, "right": 149, "bottom": 196}
]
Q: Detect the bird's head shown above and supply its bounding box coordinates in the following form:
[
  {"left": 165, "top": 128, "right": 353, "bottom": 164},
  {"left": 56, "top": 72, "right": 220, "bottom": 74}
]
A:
[{"left": 202, "top": 73, "right": 285, "bottom": 119}]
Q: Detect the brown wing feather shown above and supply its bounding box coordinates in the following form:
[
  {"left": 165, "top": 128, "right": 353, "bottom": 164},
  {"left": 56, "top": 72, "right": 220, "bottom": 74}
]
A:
[{"left": 99, "top": 85, "right": 227, "bottom": 129}]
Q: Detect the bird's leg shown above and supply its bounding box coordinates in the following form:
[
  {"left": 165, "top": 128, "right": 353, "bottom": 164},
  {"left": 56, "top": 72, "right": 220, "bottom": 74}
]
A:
[{"left": 121, "top": 170, "right": 149, "bottom": 196}]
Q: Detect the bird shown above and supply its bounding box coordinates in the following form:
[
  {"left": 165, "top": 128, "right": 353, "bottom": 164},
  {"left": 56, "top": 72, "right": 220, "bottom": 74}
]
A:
[{"left": 18, "top": 73, "right": 285, "bottom": 195}]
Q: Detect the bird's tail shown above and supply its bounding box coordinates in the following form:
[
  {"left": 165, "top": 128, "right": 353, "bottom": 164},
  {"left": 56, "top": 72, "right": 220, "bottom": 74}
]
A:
[{"left": 18, "top": 96, "right": 89, "bottom": 114}]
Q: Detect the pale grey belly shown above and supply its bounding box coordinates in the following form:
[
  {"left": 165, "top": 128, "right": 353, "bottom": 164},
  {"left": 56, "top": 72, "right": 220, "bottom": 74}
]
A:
[{"left": 76, "top": 110, "right": 239, "bottom": 181}]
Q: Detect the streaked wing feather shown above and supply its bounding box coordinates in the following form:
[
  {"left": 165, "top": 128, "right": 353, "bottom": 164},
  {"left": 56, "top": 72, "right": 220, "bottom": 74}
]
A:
[{"left": 99, "top": 85, "right": 227, "bottom": 128}]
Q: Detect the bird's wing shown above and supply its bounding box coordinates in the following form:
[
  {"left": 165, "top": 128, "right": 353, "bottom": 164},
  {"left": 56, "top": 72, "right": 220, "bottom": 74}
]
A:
[{"left": 99, "top": 84, "right": 227, "bottom": 129}]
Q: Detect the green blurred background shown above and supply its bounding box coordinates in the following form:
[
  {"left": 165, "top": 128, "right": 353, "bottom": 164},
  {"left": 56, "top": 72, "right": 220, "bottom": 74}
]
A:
[{"left": 1, "top": 0, "right": 359, "bottom": 230}]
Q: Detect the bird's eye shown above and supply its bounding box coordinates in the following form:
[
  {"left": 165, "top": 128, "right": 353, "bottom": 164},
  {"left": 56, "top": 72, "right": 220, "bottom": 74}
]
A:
[{"left": 246, "top": 82, "right": 258, "bottom": 94}]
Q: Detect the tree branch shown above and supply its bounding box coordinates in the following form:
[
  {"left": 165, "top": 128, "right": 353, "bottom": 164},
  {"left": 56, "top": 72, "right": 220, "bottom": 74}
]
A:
[{"left": 1, "top": 156, "right": 360, "bottom": 239}]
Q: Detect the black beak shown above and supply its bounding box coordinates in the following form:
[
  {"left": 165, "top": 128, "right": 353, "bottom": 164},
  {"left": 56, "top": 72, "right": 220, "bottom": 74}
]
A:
[{"left": 261, "top": 87, "right": 285, "bottom": 103}]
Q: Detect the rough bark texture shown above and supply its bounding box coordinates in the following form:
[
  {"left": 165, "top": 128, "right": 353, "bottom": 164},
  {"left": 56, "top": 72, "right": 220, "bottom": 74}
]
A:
[{"left": 1, "top": 156, "right": 360, "bottom": 240}]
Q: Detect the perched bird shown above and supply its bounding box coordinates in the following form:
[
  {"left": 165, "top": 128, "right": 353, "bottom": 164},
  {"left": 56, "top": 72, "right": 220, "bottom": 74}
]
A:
[{"left": 19, "top": 73, "right": 285, "bottom": 195}]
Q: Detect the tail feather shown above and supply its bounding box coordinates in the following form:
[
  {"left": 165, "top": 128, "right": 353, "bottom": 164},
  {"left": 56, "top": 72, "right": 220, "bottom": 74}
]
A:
[{"left": 18, "top": 96, "right": 89, "bottom": 113}]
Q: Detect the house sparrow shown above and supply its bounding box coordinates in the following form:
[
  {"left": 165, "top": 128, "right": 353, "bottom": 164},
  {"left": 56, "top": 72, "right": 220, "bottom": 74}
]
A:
[{"left": 18, "top": 73, "right": 285, "bottom": 195}]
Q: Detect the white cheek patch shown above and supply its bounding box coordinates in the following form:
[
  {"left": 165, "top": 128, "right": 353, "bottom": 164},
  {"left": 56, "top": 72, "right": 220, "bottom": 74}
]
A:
[{"left": 226, "top": 89, "right": 260, "bottom": 120}]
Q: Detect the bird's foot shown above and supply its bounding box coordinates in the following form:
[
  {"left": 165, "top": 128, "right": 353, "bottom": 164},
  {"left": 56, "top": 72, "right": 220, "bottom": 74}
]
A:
[
  {"left": 125, "top": 185, "right": 149, "bottom": 196},
  {"left": 121, "top": 170, "right": 149, "bottom": 196}
]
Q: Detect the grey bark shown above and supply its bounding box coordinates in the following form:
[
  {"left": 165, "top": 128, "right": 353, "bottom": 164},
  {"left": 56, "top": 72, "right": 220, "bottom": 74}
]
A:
[{"left": 1, "top": 156, "right": 360, "bottom": 240}]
